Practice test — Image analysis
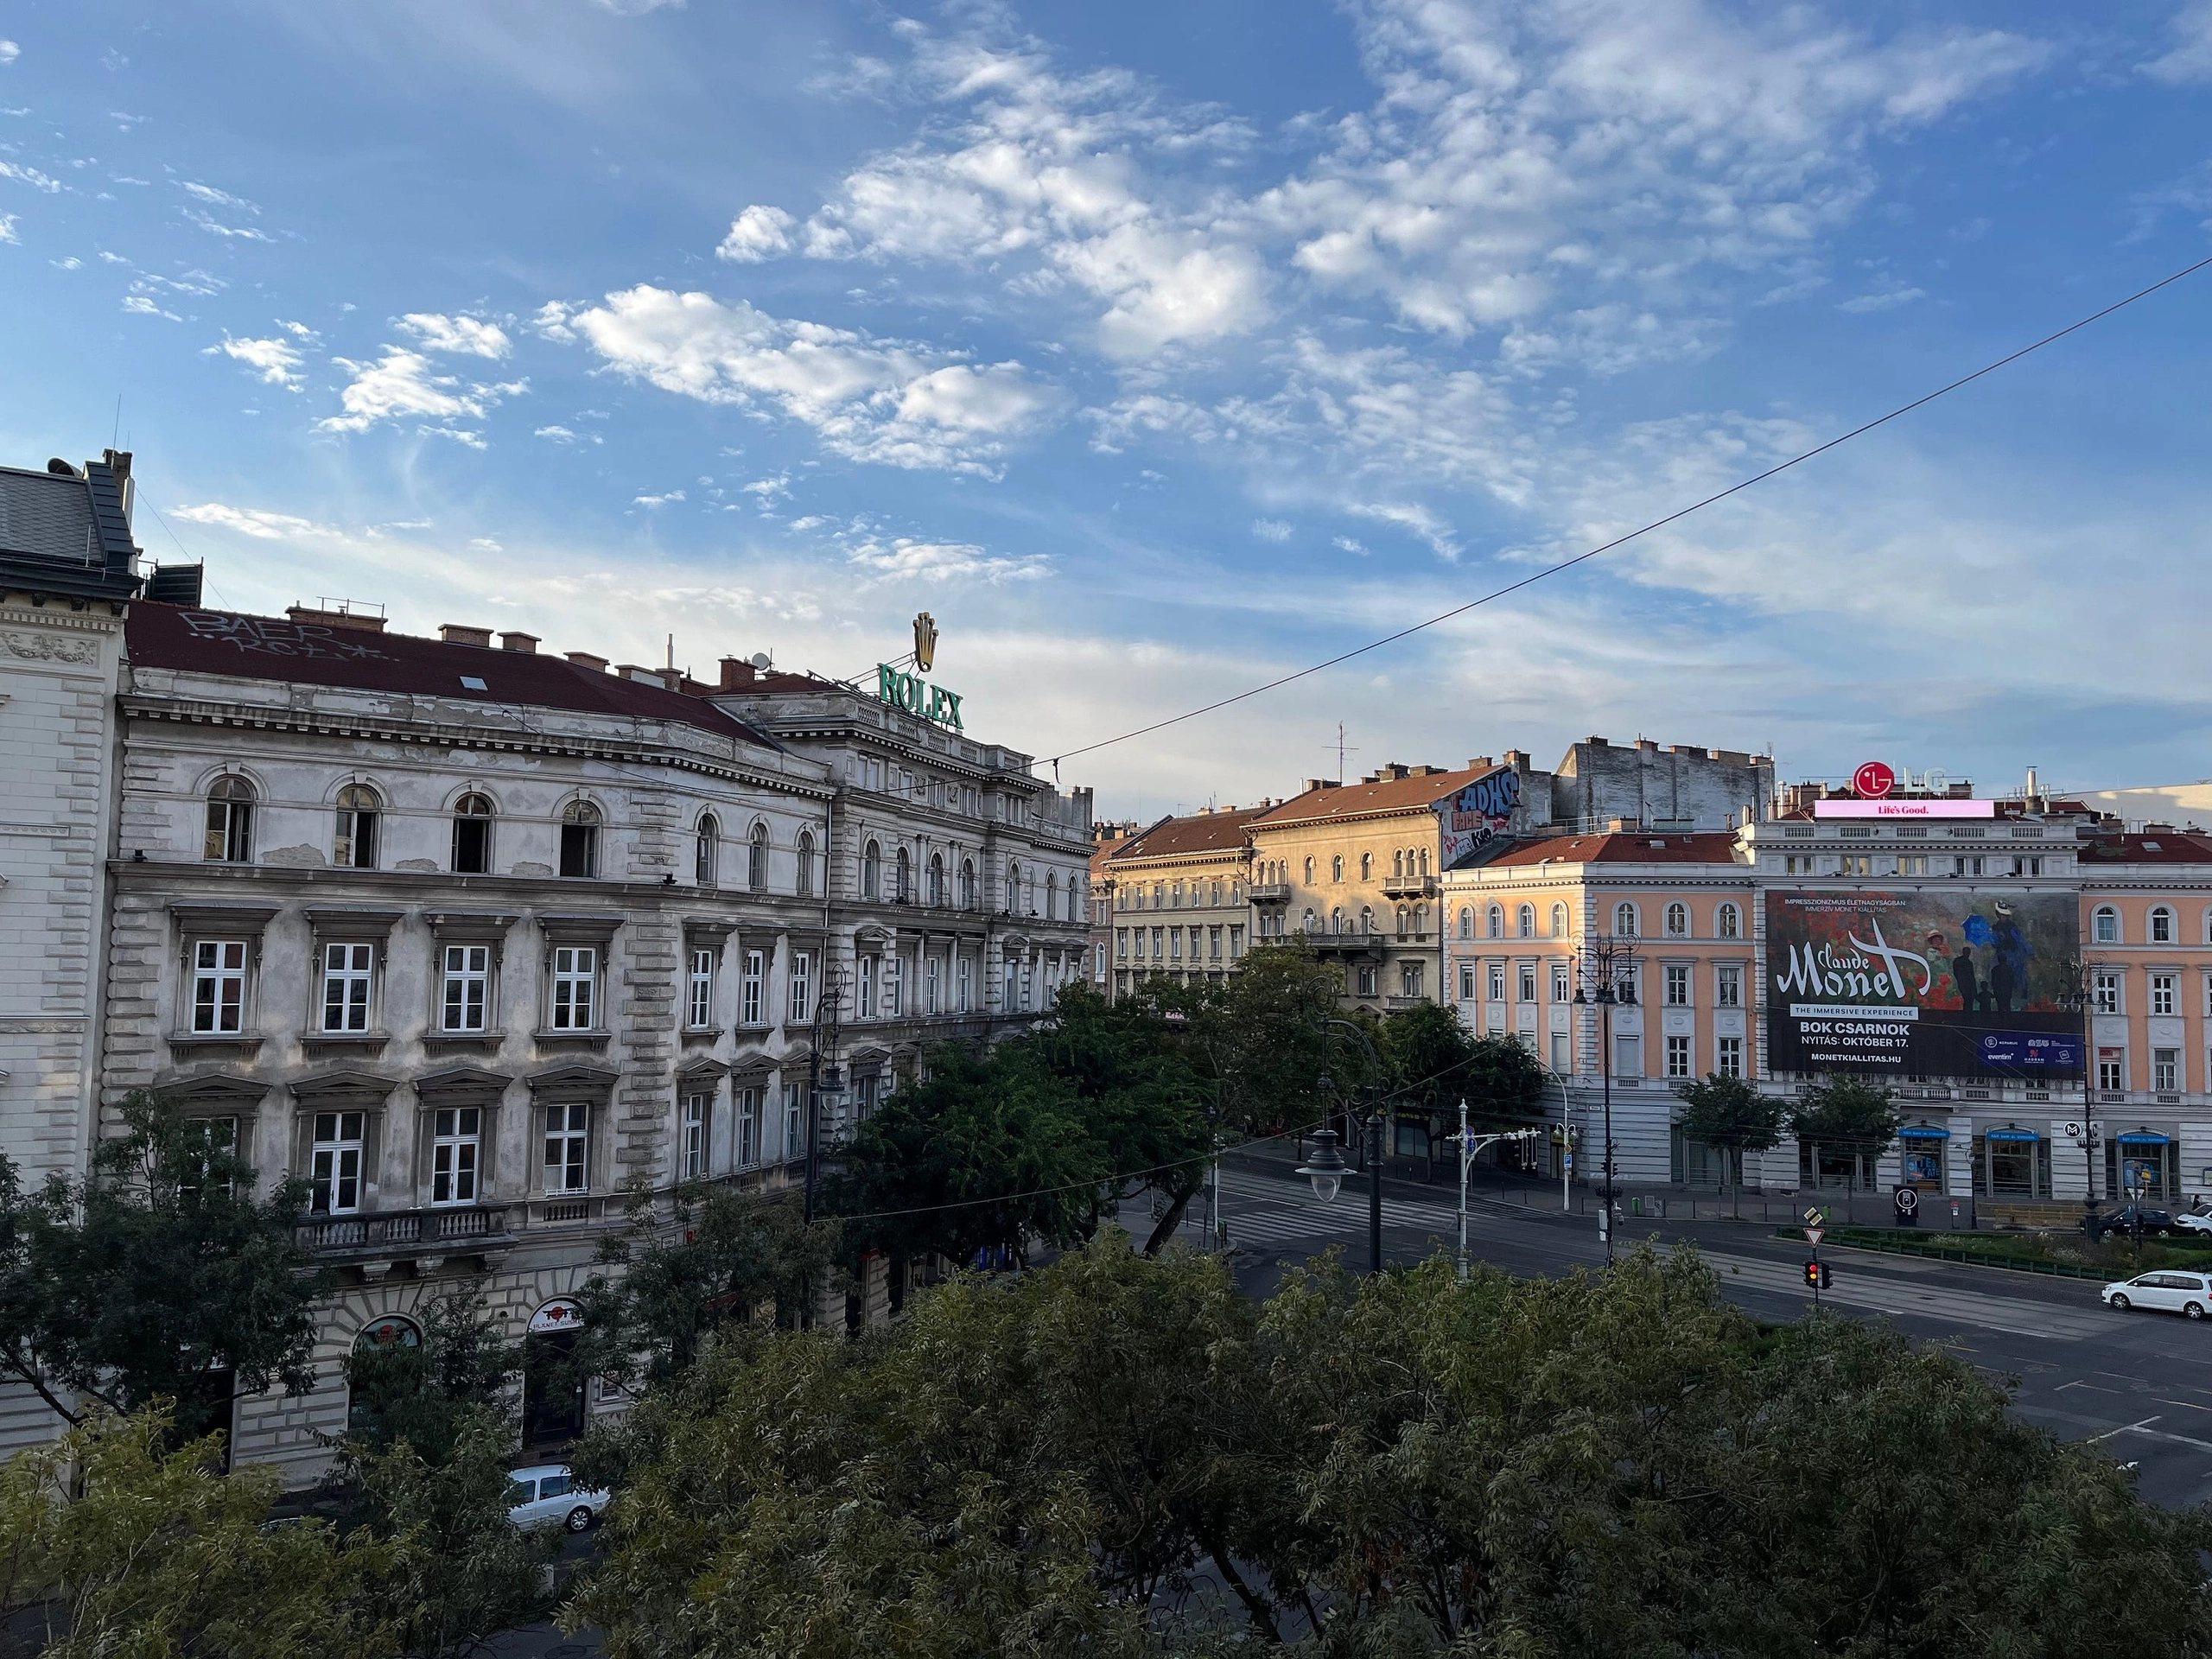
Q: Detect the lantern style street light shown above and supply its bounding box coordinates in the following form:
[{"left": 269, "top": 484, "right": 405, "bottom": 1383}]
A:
[{"left": 1570, "top": 932, "right": 1636, "bottom": 1268}]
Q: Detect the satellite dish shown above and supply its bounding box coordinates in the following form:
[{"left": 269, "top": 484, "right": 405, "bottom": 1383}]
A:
[{"left": 750, "top": 652, "right": 772, "bottom": 670}]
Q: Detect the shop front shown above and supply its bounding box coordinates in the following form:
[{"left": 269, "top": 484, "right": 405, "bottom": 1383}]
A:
[
  {"left": 522, "top": 1296, "right": 587, "bottom": 1448},
  {"left": 1972, "top": 1127, "right": 2051, "bottom": 1199},
  {"left": 1899, "top": 1123, "right": 1949, "bottom": 1193},
  {"left": 2107, "top": 1130, "right": 2181, "bottom": 1203}
]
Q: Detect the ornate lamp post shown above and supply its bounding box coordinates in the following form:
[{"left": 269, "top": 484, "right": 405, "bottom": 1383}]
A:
[
  {"left": 2054, "top": 947, "right": 2101, "bottom": 1217},
  {"left": 1571, "top": 931, "right": 1637, "bottom": 1268},
  {"left": 1297, "top": 1017, "right": 1388, "bottom": 1273}
]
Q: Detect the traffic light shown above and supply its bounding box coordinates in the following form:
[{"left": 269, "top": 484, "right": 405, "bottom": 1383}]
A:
[{"left": 1802, "top": 1261, "right": 1832, "bottom": 1291}]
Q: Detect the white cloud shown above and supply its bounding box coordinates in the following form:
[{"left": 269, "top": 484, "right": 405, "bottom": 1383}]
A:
[
  {"left": 535, "top": 424, "right": 601, "bottom": 445},
  {"left": 0, "top": 161, "right": 60, "bottom": 193},
  {"left": 717, "top": 204, "right": 795, "bottom": 262},
  {"left": 591, "top": 0, "right": 683, "bottom": 10},
  {"left": 1250, "top": 518, "right": 1293, "bottom": 542},
  {"left": 632, "top": 490, "right": 686, "bottom": 508},
  {"left": 0, "top": 41, "right": 18, "bottom": 65},
  {"left": 553, "top": 285, "right": 1063, "bottom": 474},
  {"left": 50, "top": 255, "right": 79, "bottom": 270},
  {"left": 122, "top": 294, "right": 180, "bottom": 321},
  {"left": 280, "top": 319, "right": 317, "bottom": 340},
  {"left": 397, "top": 312, "right": 512, "bottom": 358},
  {"left": 845, "top": 537, "right": 1050, "bottom": 582},
  {"left": 0, "top": 214, "right": 15, "bottom": 244},
  {"left": 2147, "top": 2, "right": 2212, "bottom": 82},
  {"left": 185, "top": 210, "right": 271, "bottom": 241},
  {"left": 1333, "top": 537, "right": 1369, "bottom": 556},
  {"left": 209, "top": 334, "right": 305, "bottom": 389},
  {"left": 1347, "top": 501, "right": 1460, "bottom": 562},
  {"left": 1837, "top": 285, "right": 1925, "bottom": 314},
  {"left": 171, "top": 502, "right": 338, "bottom": 539},
  {"left": 181, "top": 181, "right": 257, "bottom": 214},
  {"left": 317, "top": 348, "right": 524, "bottom": 436}
]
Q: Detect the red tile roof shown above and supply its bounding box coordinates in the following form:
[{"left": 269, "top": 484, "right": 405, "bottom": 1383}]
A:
[
  {"left": 125, "top": 603, "right": 777, "bottom": 749},
  {"left": 1112, "top": 805, "right": 1271, "bottom": 861},
  {"left": 1483, "top": 831, "right": 1742, "bottom": 868},
  {"left": 1255, "top": 766, "right": 1501, "bottom": 826},
  {"left": 2078, "top": 832, "right": 2212, "bottom": 864}
]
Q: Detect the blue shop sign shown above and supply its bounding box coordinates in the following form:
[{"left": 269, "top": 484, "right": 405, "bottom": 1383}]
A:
[{"left": 1978, "top": 1032, "right": 2085, "bottom": 1069}]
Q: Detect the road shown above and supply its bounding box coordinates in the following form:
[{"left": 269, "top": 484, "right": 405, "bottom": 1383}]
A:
[{"left": 1148, "top": 1156, "right": 2212, "bottom": 1511}]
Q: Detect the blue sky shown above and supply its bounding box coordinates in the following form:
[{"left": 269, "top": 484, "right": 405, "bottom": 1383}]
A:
[{"left": 4, "top": 0, "right": 2212, "bottom": 819}]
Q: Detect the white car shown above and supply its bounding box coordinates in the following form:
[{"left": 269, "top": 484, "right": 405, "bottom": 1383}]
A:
[
  {"left": 2103, "top": 1271, "right": 2212, "bottom": 1319},
  {"left": 505, "top": 1464, "right": 608, "bottom": 1533},
  {"left": 2174, "top": 1211, "right": 2212, "bottom": 1236}
]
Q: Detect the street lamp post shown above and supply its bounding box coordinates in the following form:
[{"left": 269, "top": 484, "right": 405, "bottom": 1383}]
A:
[
  {"left": 1449, "top": 1096, "right": 1541, "bottom": 1281},
  {"left": 1295, "top": 1016, "right": 1388, "bottom": 1273},
  {"left": 802, "top": 966, "right": 848, "bottom": 1226},
  {"left": 2056, "top": 947, "right": 2101, "bottom": 1217},
  {"left": 1572, "top": 932, "right": 1636, "bottom": 1268}
]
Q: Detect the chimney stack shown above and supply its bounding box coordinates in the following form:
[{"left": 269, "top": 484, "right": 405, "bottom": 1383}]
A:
[
  {"left": 499, "top": 631, "right": 539, "bottom": 653},
  {"left": 719, "top": 656, "right": 757, "bottom": 690},
  {"left": 439, "top": 624, "right": 493, "bottom": 647},
  {"left": 564, "top": 651, "right": 609, "bottom": 672}
]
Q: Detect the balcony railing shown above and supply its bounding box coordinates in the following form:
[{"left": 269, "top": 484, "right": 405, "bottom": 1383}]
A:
[
  {"left": 1249, "top": 883, "right": 1292, "bottom": 904},
  {"left": 1381, "top": 875, "right": 1438, "bottom": 899},
  {"left": 296, "top": 1203, "right": 512, "bottom": 1257}
]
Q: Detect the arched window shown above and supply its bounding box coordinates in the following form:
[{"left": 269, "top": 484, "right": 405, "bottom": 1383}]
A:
[
  {"left": 960, "top": 858, "right": 976, "bottom": 909},
  {"left": 895, "top": 846, "right": 912, "bottom": 902},
  {"left": 1665, "top": 902, "right": 1688, "bottom": 938},
  {"left": 1393, "top": 850, "right": 1405, "bottom": 879},
  {"left": 1302, "top": 908, "right": 1316, "bottom": 933},
  {"left": 1395, "top": 906, "right": 1408, "bottom": 938},
  {"left": 1614, "top": 901, "right": 1638, "bottom": 937},
  {"left": 1331, "top": 855, "right": 1344, "bottom": 881},
  {"left": 1360, "top": 852, "right": 1372, "bottom": 880},
  {"left": 1304, "top": 856, "right": 1316, "bottom": 884},
  {"left": 334, "top": 782, "right": 379, "bottom": 869},
  {"left": 1361, "top": 906, "right": 1375, "bottom": 934},
  {"left": 2093, "top": 905, "right": 2120, "bottom": 944},
  {"left": 2151, "top": 905, "right": 2175, "bottom": 944},
  {"left": 1006, "top": 861, "right": 1020, "bottom": 913},
  {"left": 747, "top": 823, "right": 769, "bottom": 892},
  {"left": 796, "top": 830, "right": 815, "bottom": 898},
  {"left": 559, "top": 800, "right": 601, "bottom": 879},
  {"left": 929, "top": 854, "right": 946, "bottom": 907},
  {"left": 1414, "top": 903, "right": 1427, "bottom": 936},
  {"left": 203, "top": 775, "right": 254, "bottom": 862},
  {"left": 695, "top": 813, "right": 719, "bottom": 887},
  {"left": 1045, "top": 872, "right": 1058, "bottom": 918},
  {"left": 861, "top": 839, "right": 881, "bottom": 901},
  {"left": 1459, "top": 906, "right": 1472, "bottom": 940},
  {"left": 1716, "top": 903, "right": 1740, "bottom": 939},
  {"left": 1331, "top": 906, "right": 1344, "bottom": 934},
  {"left": 452, "top": 792, "right": 494, "bottom": 874},
  {"left": 1487, "top": 904, "right": 1503, "bottom": 939},
  {"left": 1551, "top": 902, "right": 1570, "bottom": 938},
  {"left": 1517, "top": 903, "right": 1535, "bottom": 938},
  {"left": 347, "top": 1316, "right": 423, "bottom": 1434},
  {"left": 1419, "top": 847, "right": 1429, "bottom": 875}
]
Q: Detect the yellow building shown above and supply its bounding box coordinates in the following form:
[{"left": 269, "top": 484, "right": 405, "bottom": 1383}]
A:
[{"left": 1103, "top": 806, "right": 1265, "bottom": 999}]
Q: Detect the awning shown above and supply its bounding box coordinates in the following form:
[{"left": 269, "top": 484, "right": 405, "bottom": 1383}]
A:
[
  {"left": 1984, "top": 1128, "right": 2039, "bottom": 1142},
  {"left": 1899, "top": 1125, "right": 1950, "bottom": 1141},
  {"left": 2117, "top": 1132, "right": 2173, "bottom": 1147}
]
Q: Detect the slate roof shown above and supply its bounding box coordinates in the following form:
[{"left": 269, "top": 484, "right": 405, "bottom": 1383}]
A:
[
  {"left": 125, "top": 603, "right": 780, "bottom": 750},
  {"left": 1482, "top": 831, "right": 1743, "bottom": 867},
  {"left": 1255, "top": 766, "right": 1500, "bottom": 827},
  {"left": 2077, "top": 831, "right": 2212, "bottom": 865},
  {"left": 0, "top": 458, "right": 142, "bottom": 602},
  {"left": 1110, "top": 805, "right": 1271, "bottom": 863}
]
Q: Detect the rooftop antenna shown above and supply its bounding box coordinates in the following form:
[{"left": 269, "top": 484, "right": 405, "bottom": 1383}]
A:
[{"left": 1335, "top": 721, "right": 1358, "bottom": 782}]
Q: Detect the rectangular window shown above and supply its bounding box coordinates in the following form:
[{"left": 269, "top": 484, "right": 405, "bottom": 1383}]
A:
[
  {"left": 1116, "top": 928, "right": 1128, "bottom": 960},
  {"left": 2098, "top": 1053, "right": 2126, "bottom": 1092},
  {"left": 1488, "top": 963, "right": 1505, "bottom": 1001},
  {"left": 1229, "top": 925, "right": 1243, "bottom": 958},
  {"left": 682, "top": 1091, "right": 708, "bottom": 1179},
  {"left": 886, "top": 957, "right": 903, "bottom": 1019},
  {"left": 741, "top": 950, "right": 765, "bottom": 1027},
  {"left": 1356, "top": 964, "right": 1379, "bottom": 997},
  {"left": 1716, "top": 1036, "right": 1744, "bottom": 1078},
  {"left": 550, "top": 946, "right": 597, "bottom": 1030},
  {"left": 736, "top": 1086, "right": 760, "bottom": 1168},
  {"left": 1552, "top": 964, "right": 1570, "bottom": 1004},
  {"left": 430, "top": 1107, "right": 480, "bottom": 1205},
  {"left": 310, "top": 1110, "right": 365, "bottom": 1215},
  {"left": 1209, "top": 926, "right": 1222, "bottom": 961},
  {"left": 957, "top": 957, "right": 972, "bottom": 1014},
  {"left": 1151, "top": 927, "right": 1164, "bottom": 960},
  {"left": 927, "top": 955, "right": 942, "bottom": 1014},
  {"left": 1664, "top": 964, "right": 1690, "bottom": 1007},
  {"left": 688, "top": 949, "right": 715, "bottom": 1028},
  {"left": 783, "top": 1083, "right": 806, "bottom": 1162},
  {"left": 2094, "top": 971, "right": 2122, "bottom": 1015},
  {"left": 441, "top": 944, "right": 490, "bottom": 1032},
  {"left": 321, "top": 943, "right": 374, "bottom": 1032},
  {"left": 1518, "top": 964, "right": 1537, "bottom": 1002},
  {"left": 179, "top": 1116, "right": 238, "bottom": 1200},
  {"left": 1957, "top": 855, "right": 1986, "bottom": 877},
  {"left": 1716, "top": 965, "right": 1742, "bottom": 1008},
  {"left": 1666, "top": 1034, "right": 1692, "bottom": 1078},
  {"left": 1549, "top": 1031, "right": 1569, "bottom": 1073},
  {"left": 1460, "top": 963, "right": 1478, "bottom": 1001},
  {"left": 1401, "top": 963, "right": 1424, "bottom": 998},
  {"left": 858, "top": 956, "right": 879, "bottom": 1020},
  {"left": 543, "top": 1102, "right": 588, "bottom": 1193},
  {"left": 789, "top": 951, "right": 812, "bottom": 1026},
  {"left": 2011, "top": 855, "right": 2044, "bottom": 877},
  {"left": 1897, "top": 855, "right": 1929, "bottom": 876},
  {"left": 1612, "top": 1035, "right": 1643, "bottom": 1078},
  {"left": 1170, "top": 927, "right": 1183, "bottom": 961},
  {"left": 1617, "top": 967, "right": 1639, "bottom": 1006},
  {"left": 2154, "top": 1048, "right": 2180, "bottom": 1093},
  {"left": 191, "top": 939, "right": 248, "bottom": 1033},
  {"left": 2152, "top": 972, "right": 2177, "bottom": 1016}
]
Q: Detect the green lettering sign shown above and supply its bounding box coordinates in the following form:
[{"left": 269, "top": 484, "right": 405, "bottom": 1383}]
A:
[{"left": 876, "top": 664, "right": 965, "bottom": 731}]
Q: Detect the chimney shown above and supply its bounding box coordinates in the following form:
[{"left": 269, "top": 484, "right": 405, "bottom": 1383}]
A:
[
  {"left": 615, "top": 664, "right": 658, "bottom": 683},
  {"left": 1468, "top": 756, "right": 1494, "bottom": 772},
  {"left": 103, "top": 449, "right": 134, "bottom": 524},
  {"left": 286, "top": 602, "right": 387, "bottom": 634},
  {"left": 565, "top": 651, "right": 609, "bottom": 672},
  {"left": 1302, "top": 779, "right": 1338, "bottom": 793},
  {"left": 499, "top": 631, "right": 539, "bottom": 653},
  {"left": 1586, "top": 735, "right": 1609, "bottom": 747},
  {"left": 1505, "top": 749, "right": 1529, "bottom": 772},
  {"left": 719, "top": 656, "right": 756, "bottom": 690},
  {"left": 440, "top": 624, "right": 494, "bottom": 647},
  {"left": 658, "top": 668, "right": 684, "bottom": 692},
  {"left": 1636, "top": 739, "right": 1659, "bottom": 753},
  {"left": 1382, "top": 762, "right": 1411, "bottom": 780}
]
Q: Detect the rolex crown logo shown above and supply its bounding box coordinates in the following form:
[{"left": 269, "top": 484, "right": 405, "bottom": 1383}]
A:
[{"left": 912, "top": 611, "right": 938, "bottom": 673}]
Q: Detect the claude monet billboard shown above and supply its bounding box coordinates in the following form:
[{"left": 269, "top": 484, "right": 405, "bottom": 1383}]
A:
[{"left": 1763, "top": 889, "right": 2084, "bottom": 1077}]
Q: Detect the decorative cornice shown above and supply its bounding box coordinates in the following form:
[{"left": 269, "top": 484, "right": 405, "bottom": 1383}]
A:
[{"left": 0, "top": 604, "right": 124, "bottom": 636}]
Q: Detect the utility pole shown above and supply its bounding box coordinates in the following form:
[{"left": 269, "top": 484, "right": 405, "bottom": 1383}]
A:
[{"left": 1573, "top": 932, "right": 1636, "bottom": 1268}]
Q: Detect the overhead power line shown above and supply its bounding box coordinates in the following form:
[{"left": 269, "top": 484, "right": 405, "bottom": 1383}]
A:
[{"left": 1044, "top": 254, "right": 2212, "bottom": 769}]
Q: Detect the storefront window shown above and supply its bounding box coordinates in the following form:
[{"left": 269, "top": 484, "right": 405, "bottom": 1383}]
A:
[{"left": 1973, "top": 1131, "right": 2050, "bottom": 1198}]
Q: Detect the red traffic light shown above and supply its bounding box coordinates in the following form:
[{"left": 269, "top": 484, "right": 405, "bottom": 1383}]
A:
[{"left": 1802, "top": 1261, "right": 1833, "bottom": 1291}]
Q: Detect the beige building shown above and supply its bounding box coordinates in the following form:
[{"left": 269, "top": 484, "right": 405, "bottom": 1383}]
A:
[{"left": 1103, "top": 807, "right": 1264, "bottom": 999}]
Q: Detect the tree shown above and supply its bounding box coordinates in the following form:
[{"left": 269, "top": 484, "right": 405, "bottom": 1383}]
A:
[
  {"left": 1675, "top": 1072, "right": 1786, "bottom": 1212},
  {"left": 0, "top": 1091, "right": 325, "bottom": 1441},
  {"left": 823, "top": 1040, "right": 1110, "bottom": 1268},
  {"left": 1378, "top": 999, "right": 1477, "bottom": 1136},
  {"left": 1201, "top": 941, "right": 1347, "bottom": 1135},
  {"left": 0, "top": 1406, "right": 395, "bottom": 1658},
  {"left": 570, "top": 1185, "right": 837, "bottom": 1396},
  {"left": 1792, "top": 1073, "right": 1904, "bottom": 1187},
  {"left": 340, "top": 1287, "right": 521, "bottom": 1463}
]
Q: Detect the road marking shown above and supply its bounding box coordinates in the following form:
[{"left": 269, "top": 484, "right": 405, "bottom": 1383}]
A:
[
  {"left": 2115, "top": 1422, "right": 2212, "bottom": 1455},
  {"left": 2057, "top": 1380, "right": 2125, "bottom": 1394},
  {"left": 2156, "top": 1397, "right": 2212, "bottom": 1414},
  {"left": 2089, "top": 1416, "right": 2163, "bottom": 1443},
  {"left": 1700, "top": 1251, "right": 2111, "bottom": 1341}
]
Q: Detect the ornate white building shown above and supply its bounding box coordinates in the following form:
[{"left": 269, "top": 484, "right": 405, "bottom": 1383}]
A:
[{"left": 65, "top": 600, "right": 1090, "bottom": 1480}]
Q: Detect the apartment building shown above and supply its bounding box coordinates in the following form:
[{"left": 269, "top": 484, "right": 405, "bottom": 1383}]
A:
[{"left": 1101, "top": 806, "right": 1263, "bottom": 999}]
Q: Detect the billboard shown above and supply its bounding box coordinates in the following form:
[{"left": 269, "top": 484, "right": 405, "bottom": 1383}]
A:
[
  {"left": 1812, "top": 798, "right": 1996, "bottom": 819},
  {"left": 1439, "top": 767, "right": 1521, "bottom": 868},
  {"left": 1763, "top": 889, "right": 2084, "bottom": 1077}
]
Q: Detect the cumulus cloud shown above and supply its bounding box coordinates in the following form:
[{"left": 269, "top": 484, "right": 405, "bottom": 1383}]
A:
[
  {"left": 846, "top": 537, "right": 1050, "bottom": 582},
  {"left": 122, "top": 294, "right": 181, "bottom": 321},
  {"left": 718, "top": 204, "right": 795, "bottom": 262},
  {"left": 546, "top": 285, "right": 1063, "bottom": 474},
  {"left": 397, "top": 312, "right": 512, "bottom": 358},
  {"left": 632, "top": 490, "right": 685, "bottom": 507},
  {"left": 208, "top": 334, "right": 305, "bottom": 389},
  {"left": 317, "top": 347, "right": 524, "bottom": 439},
  {"left": 0, "top": 41, "right": 18, "bottom": 65},
  {"left": 535, "top": 423, "right": 602, "bottom": 445}
]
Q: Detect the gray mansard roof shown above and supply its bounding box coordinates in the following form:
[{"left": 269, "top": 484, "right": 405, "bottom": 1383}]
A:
[{"left": 0, "top": 455, "right": 143, "bottom": 604}]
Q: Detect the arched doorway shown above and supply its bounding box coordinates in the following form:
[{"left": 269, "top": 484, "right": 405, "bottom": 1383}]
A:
[{"left": 521, "top": 1297, "right": 586, "bottom": 1446}]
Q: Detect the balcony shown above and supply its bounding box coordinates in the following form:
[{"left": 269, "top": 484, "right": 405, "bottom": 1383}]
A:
[
  {"left": 296, "top": 1202, "right": 512, "bottom": 1271},
  {"left": 1381, "top": 875, "right": 1438, "bottom": 900},
  {"left": 1249, "top": 883, "right": 1292, "bottom": 905}
]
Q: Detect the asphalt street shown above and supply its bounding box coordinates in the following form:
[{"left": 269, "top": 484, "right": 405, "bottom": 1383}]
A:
[{"left": 1150, "top": 1157, "right": 2212, "bottom": 1511}]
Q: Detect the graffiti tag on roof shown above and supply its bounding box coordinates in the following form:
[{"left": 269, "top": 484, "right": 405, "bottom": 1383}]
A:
[{"left": 177, "top": 612, "right": 395, "bottom": 662}]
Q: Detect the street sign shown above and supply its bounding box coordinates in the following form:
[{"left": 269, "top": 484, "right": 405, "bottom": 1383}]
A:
[
  {"left": 1893, "top": 1187, "right": 1919, "bottom": 1217},
  {"left": 1802, "top": 1206, "right": 1827, "bottom": 1226},
  {"left": 1806, "top": 1227, "right": 1825, "bottom": 1247}
]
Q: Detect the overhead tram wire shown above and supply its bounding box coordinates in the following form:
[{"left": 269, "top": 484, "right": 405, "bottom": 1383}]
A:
[{"left": 1043, "top": 253, "right": 2212, "bottom": 770}]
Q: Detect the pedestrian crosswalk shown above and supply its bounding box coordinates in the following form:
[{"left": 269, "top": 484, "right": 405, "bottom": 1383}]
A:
[{"left": 1701, "top": 1250, "right": 2113, "bottom": 1341}]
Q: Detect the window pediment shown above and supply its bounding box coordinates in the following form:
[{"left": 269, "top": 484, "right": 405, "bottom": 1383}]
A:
[
  {"left": 168, "top": 899, "right": 281, "bottom": 938},
  {"left": 538, "top": 912, "right": 623, "bottom": 947}
]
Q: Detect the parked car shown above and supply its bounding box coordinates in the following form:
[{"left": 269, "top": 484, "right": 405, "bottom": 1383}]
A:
[
  {"left": 2102, "top": 1270, "right": 2212, "bottom": 1319},
  {"left": 505, "top": 1465, "right": 607, "bottom": 1533},
  {"left": 2175, "top": 1210, "right": 2212, "bottom": 1236},
  {"left": 2088, "top": 1205, "right": 2179, "bottom": 1241}
]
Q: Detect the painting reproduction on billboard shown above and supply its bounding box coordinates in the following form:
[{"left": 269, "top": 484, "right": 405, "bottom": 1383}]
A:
[{"left": 1764, "top": 889, "right": 2083, "bottom": 1077}]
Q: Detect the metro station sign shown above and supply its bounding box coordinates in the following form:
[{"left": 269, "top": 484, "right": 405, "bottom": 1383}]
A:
[{"left": 878, "top": 664, "right": 964, "bottom": 731}]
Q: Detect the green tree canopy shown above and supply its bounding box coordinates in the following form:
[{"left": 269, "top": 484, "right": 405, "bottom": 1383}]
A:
[
  {"left": 1677, "top": 1073, "right": 1786, "bottom": 1157},
  {"left": 1792, "top": 1073, "right": 1904, "bottom": 1152},
  {"left": 1201, "top": 941, "right": 1347, "bottom": 1134},
  {"left": 0, "top": 1091, "right": 325, "bottom": 1440},
  {"left": 340, "top": 1287, "right": 522, "bottom": 1464}
]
